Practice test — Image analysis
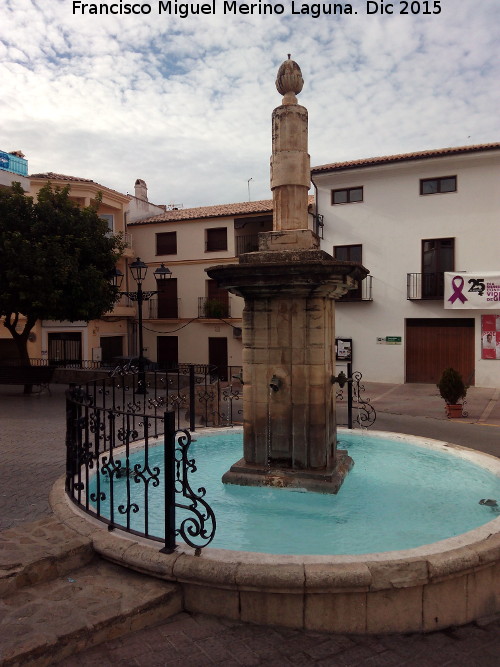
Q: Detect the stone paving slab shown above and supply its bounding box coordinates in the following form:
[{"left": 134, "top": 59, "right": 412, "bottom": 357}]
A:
[
  {"left": 56, "top": 610, "right": 500, "bottom": 666},
  {"left": 0, "top": 516, "right": 93, "bottom": 598},
  {"left": 0, "top": 558, "right": 182, "bottom": 667}
]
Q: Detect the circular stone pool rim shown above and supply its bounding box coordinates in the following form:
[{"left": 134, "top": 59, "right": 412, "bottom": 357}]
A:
[{"left": 50, "top": 430, "right": 500, "bottom": 634}]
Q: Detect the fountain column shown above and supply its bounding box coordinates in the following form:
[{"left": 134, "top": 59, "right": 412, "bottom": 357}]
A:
[{"left": 207, "top": 57, "right": 368, "bottom": 493}]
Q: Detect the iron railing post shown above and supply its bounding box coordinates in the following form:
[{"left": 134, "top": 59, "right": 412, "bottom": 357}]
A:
[
  {"left": 65, "top": 384, "right": 78, "bottom": 491},
  {"left": 347, "top": 362, "right": 353, "bottom": 429},
  {"left": 161, "top": 411, "right": 177, "bottom": 553},
  {"left": 189, "top": 364, "right": 196, "bottom": 432}
]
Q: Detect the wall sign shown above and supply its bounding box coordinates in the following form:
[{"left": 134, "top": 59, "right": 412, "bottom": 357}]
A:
[
  {"left": 445, "top": 272, "right": 500, "bottom": 309},
  {"left": 377, "top": 336, "right": 402, "bottom": 345},
  {"left": 481, "top": 314, "right": 500, "bottom": 360}
]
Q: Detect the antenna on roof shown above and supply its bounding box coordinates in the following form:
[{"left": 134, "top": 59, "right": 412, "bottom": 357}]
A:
[{"left": 247, "top": 177, "right": 253, "bottom": 202}]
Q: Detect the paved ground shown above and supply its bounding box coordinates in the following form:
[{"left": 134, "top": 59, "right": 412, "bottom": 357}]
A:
[{"left": 1, "top": 380, "right": 500, "bottom": 665}]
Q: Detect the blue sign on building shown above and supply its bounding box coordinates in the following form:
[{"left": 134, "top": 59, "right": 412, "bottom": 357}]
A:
[{"left": 0, "top": 151, "right": 10, "bottom": 170}]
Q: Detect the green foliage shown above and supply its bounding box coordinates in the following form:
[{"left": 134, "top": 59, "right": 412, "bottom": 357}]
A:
[
  {"left": 437, "top": 367, "right": 467, "bottom": 405},
  {"left": 203, "top": 298, "right": 227, "bottom": 318},
  {"left": 0, "top": 181, "right": 124, "bottom": 360}
]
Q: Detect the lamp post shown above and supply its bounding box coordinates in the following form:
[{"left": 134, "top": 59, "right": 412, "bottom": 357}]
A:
[{"left": 112, "top": 259, "right": 171, "bottom": 393}]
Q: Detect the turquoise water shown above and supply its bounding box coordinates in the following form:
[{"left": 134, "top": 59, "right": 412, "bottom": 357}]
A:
[{"left": 89, "top": 431, "right": 500, "bottom": 555}]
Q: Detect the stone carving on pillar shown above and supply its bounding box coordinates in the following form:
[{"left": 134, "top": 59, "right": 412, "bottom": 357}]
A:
[{"left": 207, "top": 57, "right": 369, "bottom": 493}]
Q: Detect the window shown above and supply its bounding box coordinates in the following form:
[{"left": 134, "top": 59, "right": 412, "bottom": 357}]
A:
[
  {"left": 420, "top": 176, "right": 457, "bottom": 195},
  {"left": 100, "top": 214, "right": 114, "bottom": 233},
  {"left": 421, "top": 238, "right": 454, "bottom": 298},
  {"left": 206, "top": 227, "right": 227, "bottom": 251},
  {"left": 334, "top": 245, "right": 363, "bottom": 300},
  {"left": 156, "top": 231, "right": 177, "bottom": 255},
  {"left": 332, "top": 187, "right": 363, "bottom": 205}
]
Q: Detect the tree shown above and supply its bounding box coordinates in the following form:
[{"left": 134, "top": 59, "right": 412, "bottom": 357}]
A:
[{"left": 0, "top": 181, "right": 124, "bottom": 364}]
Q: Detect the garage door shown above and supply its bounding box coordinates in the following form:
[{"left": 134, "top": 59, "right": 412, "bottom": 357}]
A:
[{"left": 406, "top": 318, "right": 475, "bottom": 385}]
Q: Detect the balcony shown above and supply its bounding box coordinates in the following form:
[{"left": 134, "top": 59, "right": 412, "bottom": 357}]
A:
[
  {"left": 198, "top": 297, "right": 231, "bottom": 319},
  {"left": 407, "top": 273, "right": 444, "bottom": 300},
  {"left": 106, "top": 230, "right": 133, "bottom": 256},
  {"left": 235, "top": 233, "right": 260, "bottom": 256},
  {"left": 148, "top": 298, "right": 180, "bottom": 319},
  {"left": 337, "top": 275, "right": 373, "bottom": 302},
  {"left": 106, "top": 294, "right": 136, "bottom": 317}
]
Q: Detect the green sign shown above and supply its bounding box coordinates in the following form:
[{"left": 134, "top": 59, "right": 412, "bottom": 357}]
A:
[{"left": 386, "top": 336, "right": 402, "bottom": 344}]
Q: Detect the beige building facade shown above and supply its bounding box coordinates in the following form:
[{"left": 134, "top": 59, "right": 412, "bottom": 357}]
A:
[
  {"left": 127, "top": 199, "right": 276, "bottom": 373},
  {"left": 0, "top": 171, "right": 134, "bottom": 365}
]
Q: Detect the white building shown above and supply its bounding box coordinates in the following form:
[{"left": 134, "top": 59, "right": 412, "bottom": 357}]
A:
[{"left": 311, "top": 143, "right": 500, "bottom": 388}]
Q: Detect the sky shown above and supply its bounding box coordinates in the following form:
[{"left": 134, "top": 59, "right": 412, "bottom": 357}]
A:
[{"left": 1, "top": 0, "right": 499, "bottom": 208}]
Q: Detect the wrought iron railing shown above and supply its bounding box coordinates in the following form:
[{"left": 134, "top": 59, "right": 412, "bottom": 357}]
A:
[
  {"left": 337, "top": 275, "right": 373, "bottom": 302},
  {"left": 198, "top": 297, "right": 231, "bottom": 318},
  {"left": 334, "top": 363, "right": 376, "bottom": 429},
  {"left": 147, "top": 297, "right": 181, "bottom": 319},
  {"left": 65, "top": 378, "right": 217, "bottom": 552},
  {"left": 407, "top": 272, "right": 444, "bottom": 300},
  {"left": 235, "top": 234, "right": 259, "bottom": 256}
]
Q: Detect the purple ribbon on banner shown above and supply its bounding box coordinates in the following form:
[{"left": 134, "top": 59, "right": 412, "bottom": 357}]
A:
[{"left": 448, "top": 276, "right": 467, "bottom": 304}]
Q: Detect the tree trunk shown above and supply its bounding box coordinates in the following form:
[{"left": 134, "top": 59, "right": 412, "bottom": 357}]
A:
[{"left": 2, "top": 313, "right": 35, "bottom": 394}]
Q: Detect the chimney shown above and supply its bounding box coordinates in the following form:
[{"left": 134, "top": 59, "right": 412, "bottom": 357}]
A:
[{"left": 134, "top": 178, "right": 148, "bottom": 201}]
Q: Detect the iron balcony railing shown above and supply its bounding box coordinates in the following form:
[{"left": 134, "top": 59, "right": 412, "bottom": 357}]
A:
[
  {"left": 105, "top": 231, "right": 133, "bottom": 249},
  {"left": 198, "top": 297, "right": 231, "bottom": 319},
  {"left": 337, "top": 275, "right": 373, "bottom": 302},
  {"left": 148, "top": 297, "right": 181, "bottom": 319},
  {"left": 407, "top": 272, "right": 445, "bottom": 300},
  {"left": 235, "top": 234, "right": 260, "bottom": 256}
]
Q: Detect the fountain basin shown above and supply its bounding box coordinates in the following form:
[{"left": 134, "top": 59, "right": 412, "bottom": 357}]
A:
[{"left": 50, "top": 430, "right": 500, "bottom": 634}]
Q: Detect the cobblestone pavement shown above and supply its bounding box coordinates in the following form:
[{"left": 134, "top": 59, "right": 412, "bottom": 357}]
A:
[
  {"left": 59, "top": 610, "right": 500, "bottom": 666},
  {"left": 1, "top": 381, "right": 500, "bottom": 665}
]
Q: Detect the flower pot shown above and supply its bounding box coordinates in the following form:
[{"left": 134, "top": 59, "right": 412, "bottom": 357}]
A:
[{"left": 445, "top": 404, "right": 463, "bottom": 418}]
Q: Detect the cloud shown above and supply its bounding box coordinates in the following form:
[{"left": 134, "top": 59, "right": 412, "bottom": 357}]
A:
[{"left": 1, "top": 1, "right": 498, "bottom": 207}]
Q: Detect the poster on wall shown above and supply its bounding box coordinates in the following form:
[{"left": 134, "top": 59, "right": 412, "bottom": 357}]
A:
[
  {"left": 445, "top": 272, "right": 500, "bottom": 309},
  {"left": 335, "top": 338, "right": 353, "bottom": 362},
  {"left": 481, "top": 315, "right": 500, "bottom": 360}
]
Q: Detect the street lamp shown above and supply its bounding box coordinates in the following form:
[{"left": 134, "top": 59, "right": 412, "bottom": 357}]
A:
[{"left": 117, "top": 258, "right": 171, "bottom": 393}]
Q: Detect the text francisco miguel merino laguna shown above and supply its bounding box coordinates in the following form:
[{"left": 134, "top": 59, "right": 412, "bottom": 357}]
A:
[{"left": 72, "top": 1, "right": 439, "bottom": 18}]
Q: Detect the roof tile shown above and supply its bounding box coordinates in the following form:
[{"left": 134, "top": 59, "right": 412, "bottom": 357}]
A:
[{"left": 311, "top": 142, "right": 500, "bottom": 174}]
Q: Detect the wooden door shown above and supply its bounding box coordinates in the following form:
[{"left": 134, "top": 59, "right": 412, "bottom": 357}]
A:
[
  {"left": 208, "top": 337, "right": 228, "bottom": 381},
  {"left": 100, "top": 336, "right": 123, "bottom": 364},
  {"left": 406, "top": 319, "right": 475, "bottom": 385},
  {"left": 157, "top": 278, "right": 178, "bottom": 318},
  {"left": 157, "top": 336, "right": 178, "bottom": 370}
]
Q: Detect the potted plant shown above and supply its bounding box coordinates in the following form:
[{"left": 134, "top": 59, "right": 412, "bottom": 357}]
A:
[
  {"left": 203, "top": 299, "right": 227, "bottom": 319},
  {"left": 437, "top": 367, "right": 467, "bottom": 418}
]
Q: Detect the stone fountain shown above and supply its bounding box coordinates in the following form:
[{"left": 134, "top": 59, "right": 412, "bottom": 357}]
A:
[{"left": 207, "top": 56, "right": 369, "bottom": 493}]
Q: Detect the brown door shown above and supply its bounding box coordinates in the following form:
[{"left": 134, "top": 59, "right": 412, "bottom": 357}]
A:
[
  {"left": 406, "top": 319, "right": 475, "bottom": 385},
  {"left": 157, "top": 278, "right": 178, "bottom": 318},
  {"left": 157, "top": 336, "right": 178, "bottom": 370},
  {"left": 100, "top": 336, "right": 123, "bottom": 364},
  {"left": 208, "top": 337, "right": 228, "bottom": 381}
]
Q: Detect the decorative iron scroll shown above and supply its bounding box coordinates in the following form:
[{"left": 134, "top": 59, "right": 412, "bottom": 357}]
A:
[
  {"left": 173, "top": 429, "right": 216, "bottom": 550},
  {"left": 350, "top": 370, "right": 377, "bottom": 428},
  {"left": 335, "top": 367, "right": 376, "bottom": 429}
]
